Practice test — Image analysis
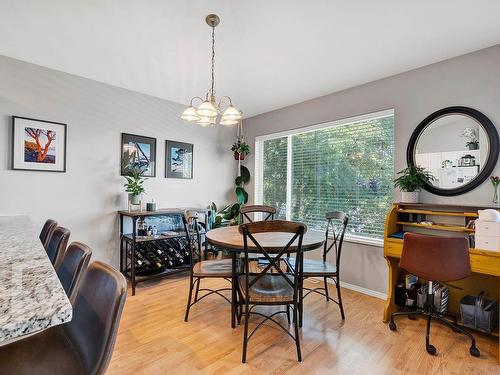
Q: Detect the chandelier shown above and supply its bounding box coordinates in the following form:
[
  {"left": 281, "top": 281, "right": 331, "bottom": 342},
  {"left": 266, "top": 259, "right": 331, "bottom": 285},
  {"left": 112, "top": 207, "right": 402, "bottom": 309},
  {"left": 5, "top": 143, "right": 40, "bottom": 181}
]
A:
[{"left": 181, "top": 14, "right": 242, "bottom": 127}]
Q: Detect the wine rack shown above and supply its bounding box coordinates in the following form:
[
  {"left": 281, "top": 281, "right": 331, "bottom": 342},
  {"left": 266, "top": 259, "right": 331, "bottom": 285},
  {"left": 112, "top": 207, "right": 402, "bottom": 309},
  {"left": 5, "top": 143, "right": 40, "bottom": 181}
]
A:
[{"left": 118, "top": 208, "right": 207, "bottom": 296}]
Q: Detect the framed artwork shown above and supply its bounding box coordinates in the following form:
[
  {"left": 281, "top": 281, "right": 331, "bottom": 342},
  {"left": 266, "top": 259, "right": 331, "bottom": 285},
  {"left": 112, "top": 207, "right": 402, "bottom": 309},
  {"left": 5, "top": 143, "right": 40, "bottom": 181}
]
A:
[
  {"left": 121, "top": 133, "right": 156, "bottom": 177},
  {"left": 12, "top": 116, "right": 67, "bottom": 172},
  {"left": 165, "top": 140, "right": 193, "bottom": 179}
]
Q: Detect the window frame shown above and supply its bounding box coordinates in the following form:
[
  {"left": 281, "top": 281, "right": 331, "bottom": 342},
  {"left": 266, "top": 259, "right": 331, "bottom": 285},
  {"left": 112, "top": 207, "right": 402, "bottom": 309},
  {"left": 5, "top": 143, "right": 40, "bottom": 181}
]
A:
[{"left": 254, "top": 109, "right": 394, "bottom": 247}]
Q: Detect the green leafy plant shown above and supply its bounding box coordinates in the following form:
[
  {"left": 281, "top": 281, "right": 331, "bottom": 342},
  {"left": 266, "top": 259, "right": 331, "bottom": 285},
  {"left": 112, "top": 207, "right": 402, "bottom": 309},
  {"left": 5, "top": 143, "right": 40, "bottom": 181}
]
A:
[
  {"left": 231, "top": 139, "right": 250, "bottom": 156},
  {"left": 209, "top": 165, "right": 250, "bottom": 227},
  {"left": 393, "top": 165, "right": 435, "bottom": 192},
  {"left": 123, "top": 162, "right": 147, "bottom": 196}
]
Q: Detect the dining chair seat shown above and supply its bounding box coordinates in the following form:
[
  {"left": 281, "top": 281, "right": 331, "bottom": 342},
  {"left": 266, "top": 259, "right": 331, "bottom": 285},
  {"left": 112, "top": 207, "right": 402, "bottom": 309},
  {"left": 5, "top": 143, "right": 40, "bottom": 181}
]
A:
[
  {"left": 286, "top": 257, "right": 337, "bottom": 276},
  {"left": 239, "top": 274, "right": 294, "bottom": 303},
  {"left": 193, "top": 259, "right": 232, "bottom": 277}
]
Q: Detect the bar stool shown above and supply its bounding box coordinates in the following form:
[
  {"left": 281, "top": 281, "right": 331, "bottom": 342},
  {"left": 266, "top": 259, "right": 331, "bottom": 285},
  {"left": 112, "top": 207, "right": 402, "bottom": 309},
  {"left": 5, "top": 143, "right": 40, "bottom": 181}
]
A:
[{"left": 388, "top": 232, "right": 480, "bottom": 357}]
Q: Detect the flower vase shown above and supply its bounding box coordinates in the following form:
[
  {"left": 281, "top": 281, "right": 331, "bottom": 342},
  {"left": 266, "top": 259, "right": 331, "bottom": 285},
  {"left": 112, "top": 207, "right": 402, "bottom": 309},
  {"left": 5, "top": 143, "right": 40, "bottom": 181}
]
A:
[{"left": 493, "top": 185, "right": 499, "bottom": 207}]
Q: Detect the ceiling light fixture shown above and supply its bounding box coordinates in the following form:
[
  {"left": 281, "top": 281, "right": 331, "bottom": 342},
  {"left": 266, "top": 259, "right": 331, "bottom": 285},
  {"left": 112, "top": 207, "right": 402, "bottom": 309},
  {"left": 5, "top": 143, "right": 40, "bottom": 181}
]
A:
[{"left": 181, "top": 14, "right": 242, "bottom": 127}]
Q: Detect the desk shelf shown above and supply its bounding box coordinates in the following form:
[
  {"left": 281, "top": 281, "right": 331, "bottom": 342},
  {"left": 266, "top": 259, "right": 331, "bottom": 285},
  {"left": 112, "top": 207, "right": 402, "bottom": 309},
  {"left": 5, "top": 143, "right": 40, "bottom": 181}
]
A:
[{"left": 395, "top": 221, "right": 475, "bottom": 233}]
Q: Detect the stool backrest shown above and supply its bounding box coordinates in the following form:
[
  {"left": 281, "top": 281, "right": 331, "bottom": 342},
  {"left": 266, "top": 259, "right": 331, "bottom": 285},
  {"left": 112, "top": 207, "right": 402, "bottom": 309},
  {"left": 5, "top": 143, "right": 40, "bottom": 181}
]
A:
[
  {"left": 240, "top": 205, "right": 276, "bottom": 223},
  {"left": 400, "top": 232, "right": 471, "bottom": 282},
  {"left": 45, "top": 226, "right": 70, "bottom": 270},
  {"left": 65, "top": 261, "right": 126, "bottom": 375},
  {"left": 39, "top": 219, "right": 57, "bottom": 248},
  {"left": 57, "top": 242, "right": 92, "bottom": 304},
  {"left": 323, "top": 212, "right": 348, "bottom": 271}
]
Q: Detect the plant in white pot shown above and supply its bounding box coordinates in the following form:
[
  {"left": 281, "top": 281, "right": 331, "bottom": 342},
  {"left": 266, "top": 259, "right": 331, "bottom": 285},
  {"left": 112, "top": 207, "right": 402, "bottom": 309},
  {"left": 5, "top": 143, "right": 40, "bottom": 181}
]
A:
[
  {"left": 123, "top": 163, "right": 147, "bottom": 205},
  {"left": 394, "top": 165, "right": 435, "bottom": 203}
]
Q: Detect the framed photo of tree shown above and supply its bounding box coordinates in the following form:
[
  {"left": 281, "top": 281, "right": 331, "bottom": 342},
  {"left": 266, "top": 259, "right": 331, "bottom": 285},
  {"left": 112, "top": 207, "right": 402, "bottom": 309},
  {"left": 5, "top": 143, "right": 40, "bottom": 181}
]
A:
[
  {"left": 165, "top": 140, "right": 193, "bottom": 179},
  {"left": 12, "top": 116, "right": 67, "bottom": 172},
  {"left": 121, "top": 133, "right": 156, "bottom": 177}
]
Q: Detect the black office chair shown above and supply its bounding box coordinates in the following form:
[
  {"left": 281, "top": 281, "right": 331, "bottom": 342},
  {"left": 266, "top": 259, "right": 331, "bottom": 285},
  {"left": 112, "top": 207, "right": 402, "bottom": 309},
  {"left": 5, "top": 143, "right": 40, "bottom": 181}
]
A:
[
  {"left": 389, "top": 233, "right": 479, "bottom": 357},
  {"left": 286, "top": 212, "right": 348, "bottom": 324}
]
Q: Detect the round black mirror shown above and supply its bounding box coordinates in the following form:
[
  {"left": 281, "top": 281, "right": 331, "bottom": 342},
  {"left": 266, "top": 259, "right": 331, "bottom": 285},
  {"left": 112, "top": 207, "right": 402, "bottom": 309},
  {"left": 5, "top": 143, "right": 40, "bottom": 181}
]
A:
[{"left": 407, "top": 106, "right": 499, "bottom": 196}]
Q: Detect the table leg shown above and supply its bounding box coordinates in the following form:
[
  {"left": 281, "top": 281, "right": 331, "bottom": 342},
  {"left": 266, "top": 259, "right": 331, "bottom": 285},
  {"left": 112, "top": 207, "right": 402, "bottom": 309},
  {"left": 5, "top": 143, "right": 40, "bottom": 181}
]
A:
[
  {"left": 231, "top": 251, "right": 237, "bottom": 328},
  {"left": 231, "top": 251, "right": 238, "bottom": 328}
]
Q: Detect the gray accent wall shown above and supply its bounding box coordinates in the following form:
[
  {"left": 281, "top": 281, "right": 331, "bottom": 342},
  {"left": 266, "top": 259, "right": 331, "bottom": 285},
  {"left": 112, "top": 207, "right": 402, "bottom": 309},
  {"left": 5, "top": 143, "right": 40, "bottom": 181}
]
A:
[
  {"left": 0, "top": 55, "right": 235, "bottom": 267},
  {"left": 244, "top": 44, "right": 500, "bottom": 296}
]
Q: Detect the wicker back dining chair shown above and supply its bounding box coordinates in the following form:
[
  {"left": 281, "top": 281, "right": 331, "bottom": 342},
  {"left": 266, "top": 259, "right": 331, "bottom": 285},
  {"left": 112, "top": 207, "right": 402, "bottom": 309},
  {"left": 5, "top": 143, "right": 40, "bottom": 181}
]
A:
[
  {"left": 240, "top": 205, "right": 276, "bottom": 223},
  {"left": 183, "top": 211, "right": 233, "bottom": 323},
  {"left": 286, "top": 212, "right": 348, "bottom": 325},
  {"left": 239, "top": 220, "right": 306, "bottom": 363}
]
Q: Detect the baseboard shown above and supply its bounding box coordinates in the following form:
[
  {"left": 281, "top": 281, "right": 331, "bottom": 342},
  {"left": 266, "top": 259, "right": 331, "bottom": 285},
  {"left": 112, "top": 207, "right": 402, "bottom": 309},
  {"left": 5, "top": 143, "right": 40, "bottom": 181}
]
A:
[{"left": 312, "top": 277, "right": 387, "bottom": 300}]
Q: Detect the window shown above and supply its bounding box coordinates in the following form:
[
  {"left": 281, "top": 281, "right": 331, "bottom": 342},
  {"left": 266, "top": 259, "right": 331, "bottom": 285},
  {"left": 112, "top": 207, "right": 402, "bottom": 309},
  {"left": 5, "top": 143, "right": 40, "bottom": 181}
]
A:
[{"left": 255, "top": 110, "right": 394, "bottom": 241}]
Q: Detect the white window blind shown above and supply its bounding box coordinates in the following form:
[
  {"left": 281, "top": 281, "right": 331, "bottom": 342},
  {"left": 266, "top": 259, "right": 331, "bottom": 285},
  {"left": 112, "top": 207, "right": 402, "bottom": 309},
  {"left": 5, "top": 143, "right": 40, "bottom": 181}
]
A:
[{"left": 256, "top": 110, "right": 394, "bottom": 240}]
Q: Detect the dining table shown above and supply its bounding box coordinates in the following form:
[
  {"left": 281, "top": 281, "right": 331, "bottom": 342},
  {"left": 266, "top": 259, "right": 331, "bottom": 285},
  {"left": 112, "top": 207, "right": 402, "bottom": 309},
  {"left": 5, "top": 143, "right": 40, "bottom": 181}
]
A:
[
  {"left": 206, "top": 225, "right": 325, "bottom": 328},
  {"left": 0, "top": 216, "right": 72, "bottom": 345}
]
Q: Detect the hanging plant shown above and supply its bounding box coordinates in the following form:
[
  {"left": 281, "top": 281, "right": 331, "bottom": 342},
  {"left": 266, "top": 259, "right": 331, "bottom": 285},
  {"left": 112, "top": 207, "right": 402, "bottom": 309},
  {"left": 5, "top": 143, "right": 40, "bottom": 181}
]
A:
[{"left": 231, "top": 139, "right": 250, "bottom": 160}]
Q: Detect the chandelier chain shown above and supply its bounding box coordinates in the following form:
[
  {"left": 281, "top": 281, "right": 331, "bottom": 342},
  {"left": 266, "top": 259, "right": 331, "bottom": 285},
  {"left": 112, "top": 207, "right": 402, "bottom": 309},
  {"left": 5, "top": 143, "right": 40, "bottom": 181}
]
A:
[{"left": 210, "top": 25, "right": 215, "bottom": 97}]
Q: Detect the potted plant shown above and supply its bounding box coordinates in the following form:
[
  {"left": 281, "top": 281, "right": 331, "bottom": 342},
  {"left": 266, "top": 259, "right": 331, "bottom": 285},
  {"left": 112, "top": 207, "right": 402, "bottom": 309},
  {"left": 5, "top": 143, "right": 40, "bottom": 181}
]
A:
[
  {"left": 461, "top": 128, "right": 479, "bottom": 150},
  {"left": 231, "top": 139, "right": 250, "bottom": 160},
  {"left": 394, "top": 165, "right": 435, "bottom": 203},
  {"left": 123, "top": 163, "right": 147, "bottom": 204}
]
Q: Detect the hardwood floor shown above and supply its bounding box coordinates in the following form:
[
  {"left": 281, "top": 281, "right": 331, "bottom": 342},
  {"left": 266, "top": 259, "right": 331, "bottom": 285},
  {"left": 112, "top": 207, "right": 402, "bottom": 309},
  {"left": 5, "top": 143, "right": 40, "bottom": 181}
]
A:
[{"left": 108, "top": 275, "right": 499, "bottom": 375}]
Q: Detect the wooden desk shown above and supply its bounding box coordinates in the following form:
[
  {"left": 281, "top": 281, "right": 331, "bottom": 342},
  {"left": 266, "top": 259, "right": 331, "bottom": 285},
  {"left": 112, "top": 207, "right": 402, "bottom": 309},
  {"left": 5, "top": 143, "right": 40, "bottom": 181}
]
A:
[
  {"left": 383, "top": 203, "right": 500, "bottom": 362},
  {"left": 0, "top": 216, "right": 72, "bottom": 344}
]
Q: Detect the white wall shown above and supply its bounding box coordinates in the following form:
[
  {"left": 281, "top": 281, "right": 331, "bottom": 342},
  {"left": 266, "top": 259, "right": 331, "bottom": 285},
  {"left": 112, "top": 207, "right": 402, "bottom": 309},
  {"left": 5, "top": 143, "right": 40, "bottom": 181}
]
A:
[
  {"left": 244, "top": 44, "right": 500, "bottom": 296},
  {"left": 0, "top": 55, "right": 236, "bottom": 267}
]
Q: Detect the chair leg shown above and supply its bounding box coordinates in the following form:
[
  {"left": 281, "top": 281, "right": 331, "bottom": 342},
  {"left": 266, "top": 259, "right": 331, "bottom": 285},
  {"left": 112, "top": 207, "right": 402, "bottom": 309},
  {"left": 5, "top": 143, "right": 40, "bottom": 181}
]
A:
[
  {"left": 293, "top": 301, "right": 302, "bottom": 362},
  {"left": 184, "top": 275, "right": 195, "bottom": 322},
  {"left": 299, "top": 279, "right": 304, "bottom": 328},
  {"left": 286, "top": 305, "right": 291, "bottom": 324},
  {"left": 194, "top": 278, "right": 200, "bottom": 302},
  {"left": 425, "top": 312, "right": 436, "bottom": 355},
  {"left": 433, "top": 315, "right": 480, "bottom": 357},
  {"left": 242, "top": 302, "right": 250, "bottom": 363},
  {"left": 323, "top": 277, "right": 329, "bottom": 301},
  {"left": 335, "top": 278, "right": 345, "bottom": 320},
  {"left": 389, "top": 310, "right": 423, "bottom": 330}
]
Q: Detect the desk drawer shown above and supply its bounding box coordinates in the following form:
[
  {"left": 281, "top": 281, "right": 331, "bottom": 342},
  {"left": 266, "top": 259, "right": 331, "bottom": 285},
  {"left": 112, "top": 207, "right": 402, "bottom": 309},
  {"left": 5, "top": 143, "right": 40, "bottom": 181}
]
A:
[
  {"left": 476, "top": 235, "right": 500, "bottom": 252},
  {"left": 384, "top": 242, "right": 402, "bottom": 257},
  {"left": 476, "top": 221, "right": 500, "bottom": 236}
]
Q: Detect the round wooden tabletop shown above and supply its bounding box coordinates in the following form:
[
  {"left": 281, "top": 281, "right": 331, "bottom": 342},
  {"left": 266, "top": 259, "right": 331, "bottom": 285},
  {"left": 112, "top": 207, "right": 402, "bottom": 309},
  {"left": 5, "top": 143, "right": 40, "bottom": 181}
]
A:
[{"left": 206, "top": 225, "right": 325, "bottom": 253}]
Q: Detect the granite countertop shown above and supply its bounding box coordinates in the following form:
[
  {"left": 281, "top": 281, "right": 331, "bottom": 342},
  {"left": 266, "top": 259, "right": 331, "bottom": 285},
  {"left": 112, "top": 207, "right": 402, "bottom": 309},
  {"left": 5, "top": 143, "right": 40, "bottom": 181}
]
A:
[{"left": 0, "top": 216, "right": 72, "bottom": 343}]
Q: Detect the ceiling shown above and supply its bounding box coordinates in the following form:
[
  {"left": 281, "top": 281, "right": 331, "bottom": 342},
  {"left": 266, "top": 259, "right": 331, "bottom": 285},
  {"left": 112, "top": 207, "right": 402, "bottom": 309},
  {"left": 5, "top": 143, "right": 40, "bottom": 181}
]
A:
[{"left": 0, "top": 1, "right": 499, "bottom": 118}]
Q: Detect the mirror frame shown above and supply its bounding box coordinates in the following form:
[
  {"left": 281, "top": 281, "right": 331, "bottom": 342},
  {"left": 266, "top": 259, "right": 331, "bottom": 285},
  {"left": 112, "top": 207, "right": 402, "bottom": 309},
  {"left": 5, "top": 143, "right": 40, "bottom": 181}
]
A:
[{"left": 407, "top": 106, "right": 499, "bottom": 196}]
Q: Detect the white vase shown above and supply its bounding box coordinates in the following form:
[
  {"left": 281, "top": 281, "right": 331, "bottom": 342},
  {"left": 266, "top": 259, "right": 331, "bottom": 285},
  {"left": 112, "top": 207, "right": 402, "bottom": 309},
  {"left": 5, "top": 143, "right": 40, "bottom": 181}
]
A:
[
  {"left": 129, "top": 194, "right": 141, "bottom": 205},
  {"left": 401, "top": 191, "right": 419, "bottom": 203}
]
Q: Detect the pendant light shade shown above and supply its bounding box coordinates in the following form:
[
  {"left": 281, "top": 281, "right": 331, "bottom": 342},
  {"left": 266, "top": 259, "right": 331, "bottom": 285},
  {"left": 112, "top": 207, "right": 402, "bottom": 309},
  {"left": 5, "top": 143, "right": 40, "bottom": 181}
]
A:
[
  {"left": 181, "top": 106, "right": 201, "bottom": 122},
  {"left": 196, "top": 100, "right": 218, "bottom": 118},
  {"left": 197, "top": 116, "right": 215, "bottom": 127},
  {"left": 221, "top": 106, "right": 242, "bottom": 121}
]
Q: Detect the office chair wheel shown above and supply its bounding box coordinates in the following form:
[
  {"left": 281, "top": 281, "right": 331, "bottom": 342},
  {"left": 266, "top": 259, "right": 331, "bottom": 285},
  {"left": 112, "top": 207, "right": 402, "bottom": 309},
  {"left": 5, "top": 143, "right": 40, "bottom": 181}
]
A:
[
  {"left": 426, "top": 344, "right": 437, "bottom": 355},
  {"left": 388, "top": 321, "right": 397, "bottom": 331},
  {"left": 470, "top": 346, "right": 480, "bottom": 357}
]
